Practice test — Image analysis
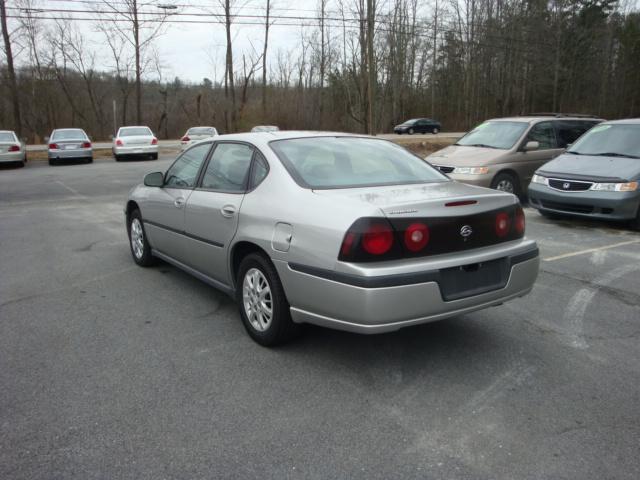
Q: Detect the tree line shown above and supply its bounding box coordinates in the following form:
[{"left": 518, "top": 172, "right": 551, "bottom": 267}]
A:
[{"left": 1, "top": 0, "right": 639, "bottom": 142}]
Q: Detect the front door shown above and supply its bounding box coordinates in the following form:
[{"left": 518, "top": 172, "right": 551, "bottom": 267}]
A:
[
  {"left": 183, "top": 142, "right": 256, "bottom": 285},
  {"left": 517, "top": 121, "right": 563, "bottom": 186},
  {"left": 142, "top": 142, "right": 213, "bottom": 263}
]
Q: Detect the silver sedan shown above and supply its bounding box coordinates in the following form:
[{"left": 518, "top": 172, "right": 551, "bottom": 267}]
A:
[
  {"left": 113, "top": 126, "right": 158, "bottom": 161},
  {"left": 47, "top": 128, "right": 93, "bottom": 165},
  {"left": 0, "top": 130, "right": 26, "bottom": 167},
  {"left": 125, "top": 132, "right": 539, "bottom": 345}
]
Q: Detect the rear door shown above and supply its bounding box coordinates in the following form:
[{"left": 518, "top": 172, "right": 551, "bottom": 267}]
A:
[
  {"left": 141, "top": 142, "right": 213, "bottom": 262},
  {"left": 183, "top": 142, "right": 256, "bottom": 284},
  {"left": 554, "top": 120, "right": 599, "bottom": 149}
]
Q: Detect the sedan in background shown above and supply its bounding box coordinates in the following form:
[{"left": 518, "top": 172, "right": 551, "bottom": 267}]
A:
[
  {"left": 47, "top": 128, "right": 92, "bottom": 166},
  {"left": 113, "top": 126, "right": 158, "bottom": 161},
  {"left": 529, "top": 119, "right": 640, "bottom": 230},
  {"left": 125, "top": 133, "right": 538, "bottom": 346},
  {"left": 181, "top": 126, "right": 218, "bottom": 150},
  {"left": 394, "top": 118, "right": 441, "bottom": 135},
  {"left": 251, "top": 125, "right": 279, "bottom": 133},
  {"left": 0, "top": 130, "right": 26, "bottom": 167}
]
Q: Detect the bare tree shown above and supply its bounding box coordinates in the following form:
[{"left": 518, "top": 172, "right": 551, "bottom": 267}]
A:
[
  {"left": 98, "top": 0, "right": 167, "bottom": 125},
  {"left": 0, "top": 0, "right": 22, "bottom": 136}
]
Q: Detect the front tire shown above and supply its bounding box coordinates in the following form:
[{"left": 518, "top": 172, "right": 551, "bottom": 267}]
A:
[
  {"left": 236, "top": 253, "right": 300, "bottom": 346},
  {"left": 432, "top": 127, "right": 440, "bottom": 134},
  {"left": 491, "top": 172, "right": 520, "bottom": 197},
  {"left": 128, "top": 209, "right": 155, "bottom": 267},
  {"left": 630, "top": 207, "right": 640, "bottom": 231},
  {"left": 408, "top": 128, "right": 415, "bottom": 135}
]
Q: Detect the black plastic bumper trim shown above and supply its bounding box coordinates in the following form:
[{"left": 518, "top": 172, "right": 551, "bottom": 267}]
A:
[{"left": 143, "top": 218, "right": 224, "bottom": 248}]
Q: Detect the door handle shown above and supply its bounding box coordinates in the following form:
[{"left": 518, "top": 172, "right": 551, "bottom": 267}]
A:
[
  {"left": 174, "top": 197, "right": 185, "bottom": 208},
  {"left": 221, "top": 205, "right": 236, "bottom": 218}
]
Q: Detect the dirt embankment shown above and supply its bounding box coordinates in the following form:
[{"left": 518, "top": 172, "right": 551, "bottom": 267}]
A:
[{"left": 392, "top": 137, "right": 456, "bottom": 157}]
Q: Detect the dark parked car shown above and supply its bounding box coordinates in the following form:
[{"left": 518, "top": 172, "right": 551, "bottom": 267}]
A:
[
  {"left": 528, "top": 119, "right": 640, "bottom": 230},
  {"left": 394, "top": 118, "right": 441, "bottom": 135}
]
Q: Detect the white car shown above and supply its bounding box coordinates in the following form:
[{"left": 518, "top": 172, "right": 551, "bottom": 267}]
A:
[
  {"left": 0, "top": 130, "right": 26, "bottom": 167},
  {"left": 113, "top": 126, "right": 158, "bottom": 161},
  {"left": 180, "top": 126, "right": 218, "bottom": 150}
]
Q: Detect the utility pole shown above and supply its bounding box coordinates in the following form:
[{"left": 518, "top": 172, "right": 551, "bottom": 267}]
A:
[
  {"left": 112, "top": 99, "right": 117, "bottom": 136},
  {"left": 0, "top": 0, "right": 22, "bottom": 137},
  {"left": 366, "top": 0, "right": 374, "bottom": 135}
]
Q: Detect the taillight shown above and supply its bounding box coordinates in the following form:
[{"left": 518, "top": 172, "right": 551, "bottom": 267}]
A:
[
  {"left": 495, "top": 212, "right": 511, "bottom": 237},
  {"left": 8, "top": 145, "right": 20, "bottom": 152},
  {"left": 49, "top": 143, "right": 58, "bottom": 150},
  {"left": 181, "top": 136, "right": 190, "bottom": 142},
  {"left": 362, "top": 223, "right": 394, "bottom": 255},
  {"left": 514, "top": 206, "right": 525, "bottom": 235},
  {"left": 82, "top": 141, "right": 91, "bottom": 148},
  {"left": 404, "top": 223, "right": 429, "bottom": 252},
  {"left": 116, "top": 139, "right": 123, "bottom": 146},
  {"left": 151, "top": 137, "right": 158, "bottom": 145}
]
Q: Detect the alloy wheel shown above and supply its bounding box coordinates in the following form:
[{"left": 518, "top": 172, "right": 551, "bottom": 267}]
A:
[
  {"left": 130, "top": 218, "right": 145, "bottom": 259},
  {"left": 242, "top": 268, "right": 273, "bottom": 332}
]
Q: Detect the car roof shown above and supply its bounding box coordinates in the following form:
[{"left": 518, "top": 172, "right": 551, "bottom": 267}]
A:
[
  {"left": 0, "top": 130, "right": 16, "bottom": 134},
  {"left": 488, "top": 116, "right": 604, "bottom": 123},
  {"left": 188, "top": 126, "right": 216, "bottom": 129},
  {"left": 52, "top": 128, "right": 86, "bottom": 132},
  {"left": 601, "top": 118, "right": 640, "bottom": 125},
  {"left": 186, "top": 131, "right": 374, "bottom": 149}
]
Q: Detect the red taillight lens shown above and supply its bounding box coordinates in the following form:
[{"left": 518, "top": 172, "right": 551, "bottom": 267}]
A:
[
  {"left": 116, "top": 139, "right": 123, "bottom": 146},
  {"left": 49, "top": 143, "right": 58, "bottom": 149},
  {"left": 82, "top": 141, "right": 91, "bottom": 148},
  {"left": 151, "top": 137, "right": 158, "bottom": 145},
  {"left": 403, "top": 223, "right": 429, "bottom": 252},
  {"left": 181, "top": 136, "right": 190, "bottom": 142},
  {"left": 495, "top": 212, "right": 511, "bottom": 237},
  {"left": 515, "top": 206, "right": 525, "bottom": 235},
  {"left": 8, "top": 145, "right": 20, "bottom": 152},
  {"left": 362, "top": 223, "right": 394, "bottom": 255}
]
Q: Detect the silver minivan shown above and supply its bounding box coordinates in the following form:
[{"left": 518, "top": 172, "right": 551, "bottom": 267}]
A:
[{"left": 426, "top": 115, "right": 602, "bottom": 196}]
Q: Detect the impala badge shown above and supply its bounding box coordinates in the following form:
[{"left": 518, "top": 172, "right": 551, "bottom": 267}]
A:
[{"left": 460, "top": 225, "right": 473, "bottom": 240}]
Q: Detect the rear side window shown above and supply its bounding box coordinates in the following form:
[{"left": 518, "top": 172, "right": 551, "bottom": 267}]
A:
[
  {"left": 270, "top": 137, "right": 447, "bottom": 189},
  {"left": 554, "top": 121, "right": 598, "bottom": 148},
  {"left": 526, "top": 122, "right": 556, "bottom": 149},
  {"left": 201, "top": 143, "right": 254, "bottom": 192},
  {"left": 164, "top": 143, "right": 212, "bottom": 188},
  {"left": 249, "top": 151, "right": 269, "bottom": 189}
]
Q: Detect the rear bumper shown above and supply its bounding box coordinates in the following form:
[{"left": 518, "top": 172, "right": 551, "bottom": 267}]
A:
[
  {"left": 0, "top": 151, "right": 25, "bottom": 162},
  {"left": 113, "top": 145, "right": 158, "bottom": 156},
  {"left": 528, "top": 183, "right": 640, "bottom": 221},
  {"left": 274, "top": 241, "right": 539, "bottom": 334},
  {"left": 48, "top": 148, "right": 92, "bottom": 159}
]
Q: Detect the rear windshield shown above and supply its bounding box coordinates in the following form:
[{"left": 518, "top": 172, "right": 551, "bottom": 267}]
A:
[
  {"left": 120, "top": 127, "right": 152, "bottom": 137},
  {"left": 0, "top": 132, "right": 16, "bottom": 142},
  {"left": 270, "top": 137, "right": 448, "bottom": 189},
  {"left": 568, "top": 124, "right": 640, "bottom": 159},
  {"left": 188, "top": 127, "right": 216, "bottom": 135},
  {"left": 52, "top": 129, "right": 86, "bottom": 140},
  {"left": 456, "top": 121, "right": 528, "bottom": 149}
]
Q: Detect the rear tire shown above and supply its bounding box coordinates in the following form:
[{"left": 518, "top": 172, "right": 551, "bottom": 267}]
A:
[
  {"left": 236, "top": 253, "right": 300, "bottom": 346},
  {"left": 86, "top": 157, "right": 93, "bottom": 164},
  {"left": 127, "top": 209, "right": 156, "bottom": 267},
  {"left": 491, "top": 172, "right": 520, "bottom": 197},
  {"left": 432, "top": 127, "right": 440, "bottom": 134},
  {"left": 48, "top": 158, "right": 56, "bottom": 166},
  {"left": 630, "top": 207, "right": 640, "bottom": 231},
  {"left": 151, "top": 153, "right": 158, "bottom": 160},
  {"left": 115, "top": 155, "right": 121, "bottom": 162}
]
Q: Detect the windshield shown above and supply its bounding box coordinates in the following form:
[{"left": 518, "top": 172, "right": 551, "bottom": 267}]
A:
[
  {"left": 120, "top": 127, "right": 152, "bottom": 137},
  {"left": 52, "top": 129, "right": 87, "bottom": 140},
  {"left": 568, "top": 124, "right": 640, "bottom": 159},
  {"left": 0, "top": 132, "right": 16, "bottom": 142},
  {"left": 456, "top": 121, "right": 529, "bottom": 149},
  {"left": 188, "top": 127, "right": 216, "bottom": 135},
  {"left": 270, "top": 137, "right": 448, "bottom": 189}
]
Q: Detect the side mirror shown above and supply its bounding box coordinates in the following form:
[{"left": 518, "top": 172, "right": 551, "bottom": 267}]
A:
[
  {"left": 44, "top": 136, "right": 50, "bottom": 143},
  {"left": 144, "top": 171, "right": 164, "bottom": 187},
  {"left": 565, "top": 143, "right": 573, "bottom": 149},
  {"left": 109, "top": 134, "right": 114, "bottom": 140},
  {"left": 523, "top": 141, "right": 539, "bottom": 152}
]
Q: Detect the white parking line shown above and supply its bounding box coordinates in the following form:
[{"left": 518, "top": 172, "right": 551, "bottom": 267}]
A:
[
  {"left": 543, "top": 239, "right": 640, "bottom": 262},
  {"left": 55, "top": 180, "right": 86, "bottom": 198}
]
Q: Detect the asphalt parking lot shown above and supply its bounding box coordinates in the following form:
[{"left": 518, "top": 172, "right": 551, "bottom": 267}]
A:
[{"left": 1, "top": 157, "right": 639, "bottom": 479}]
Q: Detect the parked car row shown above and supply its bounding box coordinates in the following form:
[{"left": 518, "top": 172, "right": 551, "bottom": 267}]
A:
[{"left": 426, "top": 115, "right": 640, "bottom": 230}]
